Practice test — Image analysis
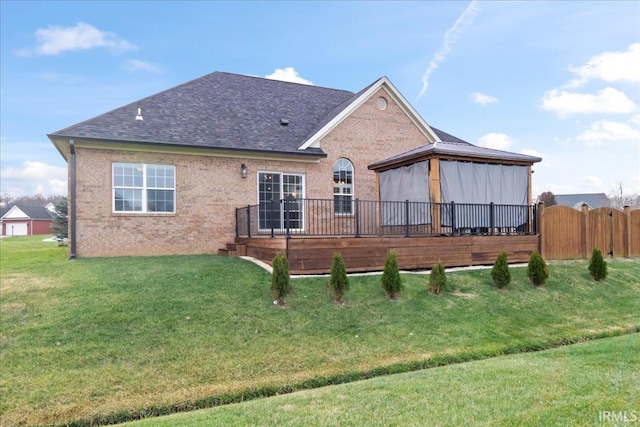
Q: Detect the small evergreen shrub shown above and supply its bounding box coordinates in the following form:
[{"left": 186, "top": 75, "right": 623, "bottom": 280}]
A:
[
  {"left": 491, "top": 252, "right": 511, "bottom": 289},
  {"left": 271, "top": 252, "right": 290, "bottom": 305},
  {"left": 527, "top": 251, "right": 549, "bottom": 287},
  {"left": 588, "top": 247, "right": 608, "bottom": 282},
  {"left": 429, "top": 262, "right": 447, "bottom": 294},
  {"left": 381, "top": 251, "right": 402, "bottom": 299},
  {"left": 328, "top": 252, "right": 349, "bottom": 303}
]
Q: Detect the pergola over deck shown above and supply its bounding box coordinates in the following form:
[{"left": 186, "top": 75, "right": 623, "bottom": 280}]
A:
[{"left": 368, "top": 127, "right": 541, "bottom": 208}]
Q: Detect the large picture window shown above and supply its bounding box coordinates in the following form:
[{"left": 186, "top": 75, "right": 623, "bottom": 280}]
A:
[
  {"left": 333, "top": 158, "right": 353, "bottom": 215},
  {"left": 113, "top": 163, "right": 175, "bottom": 213}
]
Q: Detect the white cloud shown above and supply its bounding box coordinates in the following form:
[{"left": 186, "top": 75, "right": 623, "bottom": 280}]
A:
[
  {"left": 470, "top": 92, "right": 498, "bottom": 105},
  {"left": 582, "top": 176, "right": 606, "bottom": 191},
  {"left": 264, "top": 67, "right": 313, "bottom": 85},
  {"left": 577, "top": 120, "right": 640, "bottom": 147},
  {"left": 123, "top": 59, "right": 163, "bottom": 74},
  {"left": 568, "top": 43, "right": 640, "bottom": 87},
  {"left": 18, "top": 22, "right": 136, "bottom": 56},
  {"left": 541, "top": 87, "right": 637, "bottom": 117},
  {"left": 522, "top": 149, "right": 543, "bottom": 158},
  {"left": 2, "top": 161, "right": 66, "bottom": 180},
  {"left": 418, "top": 0, "right": 481, "bottom": 98},
  {"left": 477, "top": 133, "right": 512, "bottom": 150},
  {"left": 1, "top": 161, "right": 67, "bottom": 197}
]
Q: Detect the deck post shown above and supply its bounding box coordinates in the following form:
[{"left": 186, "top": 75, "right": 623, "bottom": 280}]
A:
[
  {"left": 235, "top": 208, "right": 239, "bottom": 237},
  {"left": 246, "top": 205, "right": 251, "bottom": 238},
  {"left": 489, "top": 202, "right": 495, "bottom": 235},
  {"left": 270, "top": 199, "right": 275, "bottom": 238},
  {"left": 285, "top": 198, "right": 291, "bottom": 238},
  {"left": 355, "top": 198, "right": 361, "bottom": 237},
  {"left": 405, "top": 200, "right": 410, "bottom": 237},
  {"left": 451, "top": 201, "right": 457, "bottom": 236}
]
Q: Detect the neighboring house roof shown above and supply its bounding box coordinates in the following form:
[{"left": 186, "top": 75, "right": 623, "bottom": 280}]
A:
[
  {"left": 555, "top": 193, "right": 611, "bottom": 209},
  {"left": 48, "top": 71, "right": 538, "bottom": 166},
  {"left": 368, "top": 126, "right": 542, "bottom": 170},
  {"left": 1, "top": 205, "right": 54, "bottom": 220}
]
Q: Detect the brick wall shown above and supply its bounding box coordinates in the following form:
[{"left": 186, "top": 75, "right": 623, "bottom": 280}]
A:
[{"left": 74, "top": 87, "right": 431, "bottom": 257}]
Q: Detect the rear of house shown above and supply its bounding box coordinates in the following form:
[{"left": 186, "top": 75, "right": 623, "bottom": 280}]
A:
[{"left": 48, "top": 71, "right": 541, "bottom": 263}]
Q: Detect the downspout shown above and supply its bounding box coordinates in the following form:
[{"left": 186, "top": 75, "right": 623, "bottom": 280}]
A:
[{"left": 69, "top": 139, "right": 77, "bottom": 259}]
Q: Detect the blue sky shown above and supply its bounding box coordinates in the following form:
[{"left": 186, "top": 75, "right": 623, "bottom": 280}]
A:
[{"left": 1, "top": 1, "right": 639, "bottom": 199}]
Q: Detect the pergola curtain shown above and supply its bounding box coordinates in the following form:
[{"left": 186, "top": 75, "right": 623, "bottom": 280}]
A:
[
  {"left": 439, "top": 160, "right": 528, "bottom": 228},
  {"left": 379, "top": 160, "right": 430, "bottom": 226}
]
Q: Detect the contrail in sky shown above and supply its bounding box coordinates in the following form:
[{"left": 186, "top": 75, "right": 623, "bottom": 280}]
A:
[{"left": 418, "top": 0, "right": 481, "bottom": 98}]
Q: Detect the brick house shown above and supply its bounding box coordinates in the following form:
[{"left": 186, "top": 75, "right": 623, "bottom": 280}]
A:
[{"left": 48, "top": 72, "right": 541, "bottom": 261}]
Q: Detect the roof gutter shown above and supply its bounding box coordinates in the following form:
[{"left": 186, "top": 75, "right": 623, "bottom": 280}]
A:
[{"left": 68, "top": 139, "right": 77, "bottom": 260}]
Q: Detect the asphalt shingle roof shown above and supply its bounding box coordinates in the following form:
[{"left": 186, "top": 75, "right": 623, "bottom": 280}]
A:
[
  {"left": 50, "top": 72, "right": 356, "bottom": 156},
  {"left": 555, "top": 193, "right": 610, "bottom": 209},
  {"left": 368, "top": 126, "right": 542, "bottom": 170},
  {"left": 49, "top": 71, "right": 542, "bottom": 166},
  {"left": 1, "top": 205, "right": 53, "bottom": 220}
]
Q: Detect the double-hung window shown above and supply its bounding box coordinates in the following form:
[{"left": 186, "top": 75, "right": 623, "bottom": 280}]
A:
[{"left": 113, "top": 163, "right": 175, "bottom": 213}]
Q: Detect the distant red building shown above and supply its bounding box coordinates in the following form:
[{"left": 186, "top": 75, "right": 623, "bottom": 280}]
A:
[{"left": 1, "top": 204, "right": 54, "bottom": 236}]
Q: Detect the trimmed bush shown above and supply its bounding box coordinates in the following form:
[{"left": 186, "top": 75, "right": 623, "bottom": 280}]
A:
[
  {"left": 328, "top": 252, "right": 349, "bottom": 303},
  {"left": 271, "top": 252, "right": 290, "bottom": 305},
  {"left": 429, "top": 262, "right": 447, "bottom": 294},
  {"left": 491, "top": 252, "right": 511, "bottom": 289},
  {"left": 381, "top": 251, "right": 402, "bottom": 299},
  {"left": 588, "top": 247, "right": 608, "bottom": 282},
  {"left": 527, "top": 251, "right": 549, "bottom": 287}
]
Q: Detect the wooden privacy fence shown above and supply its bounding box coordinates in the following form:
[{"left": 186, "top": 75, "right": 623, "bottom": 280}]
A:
[{"left": 538, "top": 204, "right": 640, "bottom": 260}]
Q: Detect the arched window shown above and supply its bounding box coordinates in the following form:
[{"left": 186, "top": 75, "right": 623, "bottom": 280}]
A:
[{"left": 333, "top": 158, "right": 354, "bottom": 214}]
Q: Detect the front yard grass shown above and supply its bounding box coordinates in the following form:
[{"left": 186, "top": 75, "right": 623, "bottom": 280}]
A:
[{"left": 1, "top": 236, "right": 639, "bottom": 426}]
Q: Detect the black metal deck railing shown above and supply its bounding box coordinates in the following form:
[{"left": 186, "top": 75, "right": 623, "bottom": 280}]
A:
[{"left": 236, "top": 198, "right": 537, "bottom": 238}]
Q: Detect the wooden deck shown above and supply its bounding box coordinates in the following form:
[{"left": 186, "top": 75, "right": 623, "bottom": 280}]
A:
[{"left": 234, "top": 234, "right": 540, "bottom": 275}]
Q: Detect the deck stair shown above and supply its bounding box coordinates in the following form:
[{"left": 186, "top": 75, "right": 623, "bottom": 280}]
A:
[{"left": 217, "top": 242, "right": 246, "bottom": 257}]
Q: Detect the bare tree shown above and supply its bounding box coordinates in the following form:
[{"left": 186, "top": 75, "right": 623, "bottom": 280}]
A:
[{"left": 609, "top": 181, "right": 640, "bottom": 209}]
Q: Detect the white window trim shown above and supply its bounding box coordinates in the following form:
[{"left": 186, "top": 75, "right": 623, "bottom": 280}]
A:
[
  {"left": 112, "top": 163, "right": 176, "bottom": 214},
  {"left": 333, "top": 158, "right": 354, "bottom": 216},
  {"left": 257, "top": 171, "right": 305, "bottom": 232}
]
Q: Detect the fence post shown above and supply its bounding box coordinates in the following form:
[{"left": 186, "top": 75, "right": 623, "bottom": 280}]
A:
[
  {"left": 489, "top": 202, "right": 495, "bottom": 235},
  {"left": 623, "top": 206, "right": 631, "bottom": 258},
  {"left": 537, "top": 202, "right": 544, "bottom": 257},
  {"left": 451, "top": 201, "right": 456, "bottom": 236},
  {"left": 246, "top": 205, "right": 251, "bottom": 238},
  {"left": 405, "top": 200, "right": 410, "bottom": 237},
  {"left": 355, "top": 198, "right": 361, "bottom": 237},
  {"left": 581, "top": 203, "right": 589, "bottom": 258}
]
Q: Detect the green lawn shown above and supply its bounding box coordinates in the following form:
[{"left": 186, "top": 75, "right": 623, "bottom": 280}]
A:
[
  {"left": 1, "top": 236, "right": 639, "bottom": 426},
  {"left": 120, "top": 333, "right": 640, "bottom": 427}
]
